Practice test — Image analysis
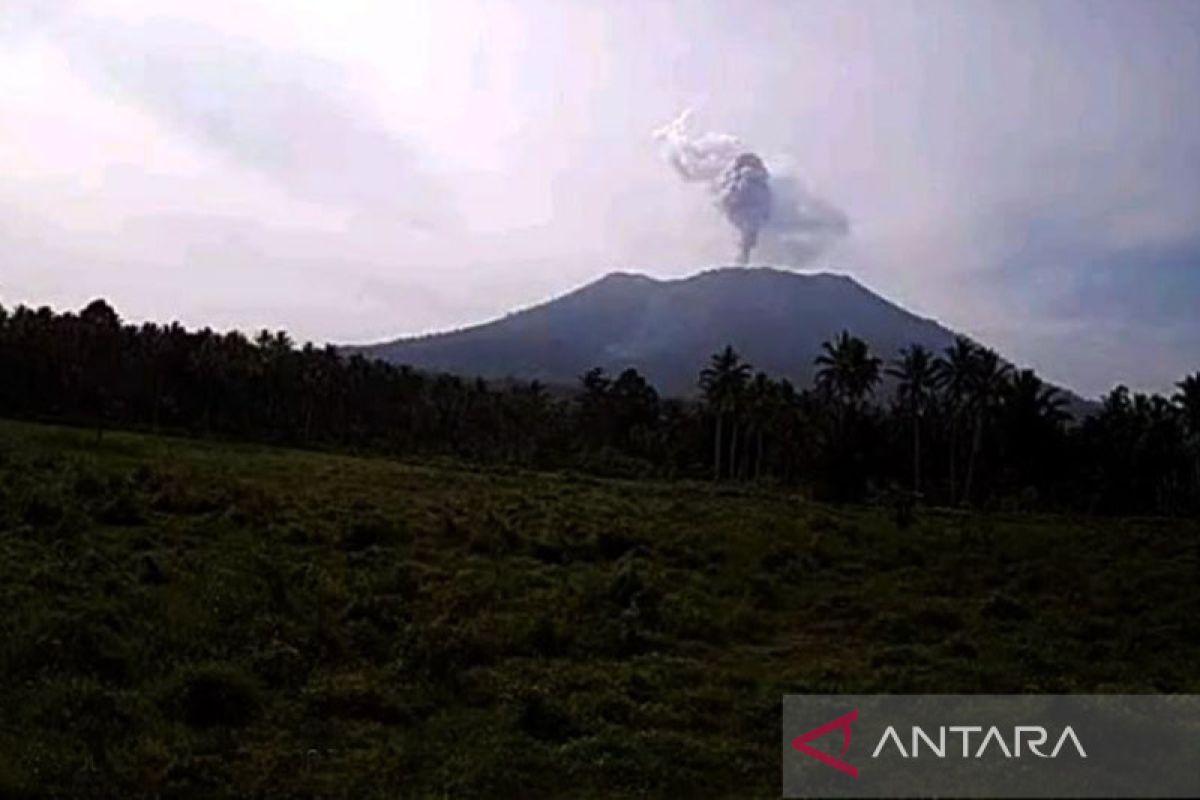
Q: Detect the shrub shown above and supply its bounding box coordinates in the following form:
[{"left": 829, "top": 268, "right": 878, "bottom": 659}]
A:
[
  {"left": 97, "top": 485, "right": 147, "bottom": 526},
  {"left": 981, "top": 592, "right": 1032, "bottom": 623},
  {"left": 21, "top": 489, "right": 65, "bottom": 529},
  {"left": 517, "top": 692, "right": 579, "bottom": 742},
  {"left": 340, "top": 512, "right": 405, "bottom": 551},
  {"left": 303, "top": 673, "right": 417, "bottom": 725},
  {"left": 166, "top": 663, "right": 261, "bottom": 729},
  {"left": 521, "top": 617, "right": 570, "bottom": 658}
]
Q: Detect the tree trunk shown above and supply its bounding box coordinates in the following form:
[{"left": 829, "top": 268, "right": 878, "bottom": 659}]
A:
[
  {"left": 962, "top": 411, "right": 983, "bottom": 506},
  {"left": 712, "top": 413, "right": 723, "bottom": 482},
  {"left": 729, "top": 420, "right": 739, "bottom": 482},
  {"left": 1191, "top": 443, "right": 1200, "bottom": 500},
  {"left": 756, "top": 427, "right": 765, "bottom": 482},
  {"left": 912, "top": 413, "right": 921, "bottom": 494},
  {"left": 150, "top": 370, "right": 161, "bottom": 434},
  {"left": 948, "top": 414, "right": 959, "bottom": 504}
]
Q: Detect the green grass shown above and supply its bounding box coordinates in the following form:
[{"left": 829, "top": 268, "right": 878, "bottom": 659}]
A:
[{"left": 0, "top": 418, "right": 1197, "bottom": 797}]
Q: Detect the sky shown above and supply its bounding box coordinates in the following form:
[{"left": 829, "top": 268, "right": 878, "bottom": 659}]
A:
[{"left": 2, "top": 0, "right": 1198, "bottom": 397}]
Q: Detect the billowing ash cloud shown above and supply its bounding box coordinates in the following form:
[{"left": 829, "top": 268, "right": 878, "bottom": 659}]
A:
[
  {"left": 653, "top": 110, "right": 848, "bottom": 265},
  {"left": 716, "top": 153, "right": 772, "bottom": 264}
]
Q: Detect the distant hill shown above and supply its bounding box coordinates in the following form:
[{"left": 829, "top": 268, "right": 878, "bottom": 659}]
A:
[{"left": 351, "top": 267, "right": 1072, "bottom": 403}]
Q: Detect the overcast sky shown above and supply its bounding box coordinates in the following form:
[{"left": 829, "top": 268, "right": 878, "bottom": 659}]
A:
[{"left": 2, "top": 0, "right": 1198, "bottom": 397}]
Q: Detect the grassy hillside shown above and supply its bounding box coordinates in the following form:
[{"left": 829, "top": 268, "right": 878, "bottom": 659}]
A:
[{"left": 0, "top": 419, "right": 1197, "bottom": 797}]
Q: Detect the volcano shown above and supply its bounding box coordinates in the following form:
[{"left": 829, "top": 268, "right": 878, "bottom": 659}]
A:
[{"left": 349, "top": 267, "right": 980, "bottom": 398}]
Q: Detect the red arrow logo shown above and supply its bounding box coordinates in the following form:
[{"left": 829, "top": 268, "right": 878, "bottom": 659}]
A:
[{"left": 791, "top": 709, "right": 859, "bottom": 778}]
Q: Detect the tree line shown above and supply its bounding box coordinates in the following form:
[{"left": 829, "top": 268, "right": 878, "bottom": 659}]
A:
[{"left": 1, "top": 299, "right": 1197, "bottom": 516}]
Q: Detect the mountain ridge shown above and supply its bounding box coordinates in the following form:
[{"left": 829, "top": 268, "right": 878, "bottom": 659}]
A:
[{"left": 349, "top": 267, "right": 1079, "bottom": 405}]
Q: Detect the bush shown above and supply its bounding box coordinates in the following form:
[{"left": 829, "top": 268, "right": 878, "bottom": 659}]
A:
[
  {"left": 517, "top": 692, "right": 579, "bottom": 742},
  {"left": 166, "top": 663, "right": 261, "bottom": 729},
  {"left": 340, "top": 512, "right": 405, "bottom": 551},
  {"left": 981, "top": 592, "right": 1032, "bottom": 623},
  {"left": 303, "top": 673, "right": 418, "bottom": 725},
  {"left": 97, "top": 485, "right": 147, "bottom": 526},
  {"left": 21, "top": 488, "right": 65, "bottom": 529},
  {"left": 0, "top": 748, "right": 31, "bottom": 800}
]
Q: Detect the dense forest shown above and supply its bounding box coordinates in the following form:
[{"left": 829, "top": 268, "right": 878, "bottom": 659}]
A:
[{"left": 1, "top": 299, "right": 1197, "bottom": 516}]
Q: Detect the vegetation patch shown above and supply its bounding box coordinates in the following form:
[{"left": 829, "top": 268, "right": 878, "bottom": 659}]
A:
[{"left": 0, "top": 419, "right": 1197, "bottom": 796}]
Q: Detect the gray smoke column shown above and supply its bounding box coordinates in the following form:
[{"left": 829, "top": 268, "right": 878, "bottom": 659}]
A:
[
  {"left": 717, "top": 152, "right": 772, "bottom": 264},
  {"left": 654, "top": 110, "right": 849, "bottom": 265}
]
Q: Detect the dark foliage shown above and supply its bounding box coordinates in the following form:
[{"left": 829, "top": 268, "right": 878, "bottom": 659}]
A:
[{"left": 0, "top": 300, "right": 1197, "bottom": 514}]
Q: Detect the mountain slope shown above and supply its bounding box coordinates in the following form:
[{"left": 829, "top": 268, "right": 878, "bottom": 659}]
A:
[{"left": 352, "top": 267, "right": 963, "bottom": 397}]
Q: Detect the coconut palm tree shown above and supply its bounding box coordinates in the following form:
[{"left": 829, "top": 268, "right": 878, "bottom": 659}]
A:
[
  {"left": 961, "top": 346, "right": 1011, "bottom": 506},
  {"left": 1173, "top": 372, "right": 1200, "bottom": 497},
  {"left": 935, "top": 336, "right": 980, "bottom": 503},
  {"left": 1006, "top": 369, "right": 1070, "bottom": 427},
  {"left": 814, "top": 331, "right": 882, "bottom": 410},
  {"left": 887, "top": 344, "right": 937, "bottom": 494},
  {"left": 1001, "top": 369, "right": 1070, "bottom": 494},
  {"left": 699, "top": 345, "right": 752, "bottom": 481},
  {"left": 745, "top": 371, "right": 784, "bottom": 481},
  {"left": 1175, "top": 373, "right": 1200, "bottom": 437},
  {"left": 814, "top": 332, "right": 881, "bottom": 501}
]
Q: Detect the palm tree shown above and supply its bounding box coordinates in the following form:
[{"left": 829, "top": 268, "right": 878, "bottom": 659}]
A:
[
  {"left": 699, "top": 345, "right": 752, "bottom": 481},
  {"left": 935, "top": 336, "right": 980, "bottom": 503},
  {"left": 1174, "top": 372, "right": 1200, "bottom": 497},
  {"left": 610, "top": 368, "right": 660, "bottom": 452},
  {"left": 961, "top": 346, "right": 1011, "bottom": 506},
  {"left": 1130, "top": 391, "right": 1188, "bottom": 511},
  {"left": 1002, "top": 369, "right": 1070, "bottom": 494},
  {"left": 1006, "top": 369, "right": 1070, "bottom": 427},
  {"left": 578, "top": 367, "right": 612, "bottom": 447},
  {"left": 814, "top": 331, "right": 882, "bottom": 410},
  {"left": 745, "top": 372, "right": 780, "bottom": 481},
  {"left": 887, "top": 344, "right": 937, "bottom": 494},
  {"left": 1175, "top": 373, "right": 1200, "bottom": 437},
  {"left": 813, "top": 332, "right": 881, "bottom": 501}
]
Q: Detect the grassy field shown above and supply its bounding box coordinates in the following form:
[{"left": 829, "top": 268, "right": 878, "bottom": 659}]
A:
[{"left": 0, "top": 419, "right": 1197, "bottom": 797}]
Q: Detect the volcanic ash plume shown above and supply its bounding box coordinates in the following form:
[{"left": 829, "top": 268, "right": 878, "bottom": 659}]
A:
[
  {"left": 653, "top": 110, "right": 849, "bottom": 265},
  {"left": 717, "top": 153, "right": 772, "bottom": 264}
]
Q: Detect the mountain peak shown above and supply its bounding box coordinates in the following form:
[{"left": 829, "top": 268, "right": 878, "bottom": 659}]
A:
[
  {"left": 592, "top": 265, "right": 873, "bottom": 298},
  {"left": 352, "top": 266, "right": 962, "bottom": 397},
  {"left": 593, "top": 270, "right": 658, "bottom": 285}
]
